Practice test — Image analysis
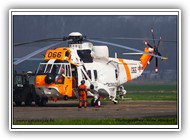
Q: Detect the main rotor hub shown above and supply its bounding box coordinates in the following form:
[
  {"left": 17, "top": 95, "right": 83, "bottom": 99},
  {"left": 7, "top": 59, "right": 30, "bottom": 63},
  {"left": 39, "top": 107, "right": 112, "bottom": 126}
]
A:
[
  {"left": 68, "top": 32, "right": 83, "bottom": 44},
  {"left": 69, "top": 32, "right": 82, "bottom": 37}
]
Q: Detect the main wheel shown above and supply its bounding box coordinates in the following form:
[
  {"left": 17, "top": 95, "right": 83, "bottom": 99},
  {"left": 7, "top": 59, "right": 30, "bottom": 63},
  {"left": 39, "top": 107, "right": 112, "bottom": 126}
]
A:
[
  {"left": 95, "top": 99, "right": 101, "bottom": 107},
  {"left": 91, "top": 99, "right": 101, "bottom": 107},
  {"left": 113, "top": 100, "right": 119, "bottom": 104},
  {"left": 35, "top": 98, "right": 48, "bottom": 106}
]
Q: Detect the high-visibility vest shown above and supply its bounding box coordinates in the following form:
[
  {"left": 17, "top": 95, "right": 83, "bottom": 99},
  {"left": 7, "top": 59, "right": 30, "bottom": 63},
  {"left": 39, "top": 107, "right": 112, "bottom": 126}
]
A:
[{"left": 78, "top": 84, "right": 87, "bottom": 94}]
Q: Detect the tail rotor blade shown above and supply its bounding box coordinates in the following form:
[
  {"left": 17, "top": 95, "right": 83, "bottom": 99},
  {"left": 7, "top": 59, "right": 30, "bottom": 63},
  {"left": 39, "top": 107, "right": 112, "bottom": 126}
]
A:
[
  {"left": 144, "top": 40, "right": 153, "bottom": 48},
  {"left": 157, "top": 36, "right": 162, "bottom": 47},
  {"left": 155, "top": 58, "right": 158, "bottom": 73},
  {"left": 151, "top": 28, "right": 156, "bottom": 47},
  {"left": 148, "top": 56, "right": 153, "bottom": 64},
  {"left": 157, "top": 52, "right": 162, "bottom": 56}
]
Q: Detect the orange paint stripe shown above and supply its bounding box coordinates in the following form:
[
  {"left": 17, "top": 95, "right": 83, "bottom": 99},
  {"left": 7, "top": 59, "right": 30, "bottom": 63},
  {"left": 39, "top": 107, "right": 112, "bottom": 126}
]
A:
[{"left": 118, "top": 58, "right": 131, "bottom": 81}]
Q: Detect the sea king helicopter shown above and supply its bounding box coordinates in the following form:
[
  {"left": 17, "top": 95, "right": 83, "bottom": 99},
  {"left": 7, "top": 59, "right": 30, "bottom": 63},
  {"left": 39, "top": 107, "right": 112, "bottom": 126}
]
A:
[{"left": 14, "top": 29, "right": 168, "bottom": 106}]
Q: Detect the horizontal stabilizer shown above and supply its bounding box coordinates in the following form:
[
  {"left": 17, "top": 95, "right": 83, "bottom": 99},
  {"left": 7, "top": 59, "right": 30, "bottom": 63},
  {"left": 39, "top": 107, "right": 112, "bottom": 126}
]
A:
[{"left": 123, "top": 53, "right": 143, "bottom": 55}]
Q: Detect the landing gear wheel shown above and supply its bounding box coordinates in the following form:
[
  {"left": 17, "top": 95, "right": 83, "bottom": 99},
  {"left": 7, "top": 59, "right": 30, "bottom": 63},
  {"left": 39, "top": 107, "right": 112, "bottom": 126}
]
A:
[
  {"left": 36, "top": 98, "right": 48, "bottom": 106},
  {"left": 113, "top": 100, "right": 119, "bottom": 104},
  {"left": 96, "top": 100, "right": 101, "bottom": 107},
  {"left": 91, "top": 99, "right": 101, "bottom": 107}
]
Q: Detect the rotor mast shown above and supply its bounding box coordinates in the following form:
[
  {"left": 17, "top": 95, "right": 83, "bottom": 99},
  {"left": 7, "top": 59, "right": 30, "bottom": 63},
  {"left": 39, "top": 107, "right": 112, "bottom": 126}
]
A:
[{"left": 68, "top": 32, "right": 83, "bottom": 48}]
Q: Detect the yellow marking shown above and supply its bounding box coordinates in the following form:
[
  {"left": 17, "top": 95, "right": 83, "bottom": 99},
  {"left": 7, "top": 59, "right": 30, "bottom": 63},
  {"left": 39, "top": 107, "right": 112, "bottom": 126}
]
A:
[
  {"left": 44, "top": 50, "right": 64, "bottom": 60},
  {"left": 161, "top": 57, "right": 168, "bottom": 60},
  {"left": 118, "top": 59, "right": 131, "bottom": 81},
  {"left": 44, "top": 48, "right": 72, "bottom": 61}
]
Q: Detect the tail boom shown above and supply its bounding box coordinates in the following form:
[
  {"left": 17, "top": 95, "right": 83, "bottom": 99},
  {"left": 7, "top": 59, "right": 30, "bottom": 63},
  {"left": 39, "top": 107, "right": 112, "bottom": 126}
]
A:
[{"left": 140, "top": 47, "right": 153, "bottom": 70}]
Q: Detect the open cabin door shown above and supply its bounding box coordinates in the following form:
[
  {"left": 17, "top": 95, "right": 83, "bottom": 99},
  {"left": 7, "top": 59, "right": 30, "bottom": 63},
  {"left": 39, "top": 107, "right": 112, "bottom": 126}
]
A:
[{"left": 71, "top": 64, "right": 78, "bottom": 89}]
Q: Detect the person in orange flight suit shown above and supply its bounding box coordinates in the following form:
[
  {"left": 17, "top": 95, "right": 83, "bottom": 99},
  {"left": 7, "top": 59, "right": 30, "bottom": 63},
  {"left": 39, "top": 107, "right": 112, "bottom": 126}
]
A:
[{"left": 78, "top": 80, "right": 87, "bottom": 108}]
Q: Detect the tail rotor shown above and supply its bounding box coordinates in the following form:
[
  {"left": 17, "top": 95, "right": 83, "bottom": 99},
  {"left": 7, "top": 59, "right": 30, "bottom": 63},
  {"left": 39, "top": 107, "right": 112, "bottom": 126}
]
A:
[{"left": 144, "top": 28, "right": 163, "bottom": 73}]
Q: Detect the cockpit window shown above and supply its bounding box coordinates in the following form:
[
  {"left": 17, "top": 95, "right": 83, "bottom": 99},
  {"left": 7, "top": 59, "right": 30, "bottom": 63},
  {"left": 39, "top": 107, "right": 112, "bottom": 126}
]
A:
[
  {"left": 37, "top": 64, "right": 46, "bottom": 74},
  {"left": 45, "top": 64, "right": 52, "bottom": 73},
  {"left": 66, "top": 65, "right": 71, "bottom": 77},
  {"left": 77, "top": 50, "right": 93, "bottom": 63},
  {"left": 51, "top": 64, "right": 61, "bottom": 74},
  {"left": 59, "top": 65, "right": 65, "bottom": 75},
  {"left": 37, "top": 63, "right": 71, "bottom": 77}
]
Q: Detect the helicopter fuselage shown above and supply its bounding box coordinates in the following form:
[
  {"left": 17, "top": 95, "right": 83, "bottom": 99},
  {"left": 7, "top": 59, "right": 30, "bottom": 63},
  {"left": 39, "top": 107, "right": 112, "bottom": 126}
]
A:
[{"left": 34, "top": 41, "right": 150, "bottom": 102}]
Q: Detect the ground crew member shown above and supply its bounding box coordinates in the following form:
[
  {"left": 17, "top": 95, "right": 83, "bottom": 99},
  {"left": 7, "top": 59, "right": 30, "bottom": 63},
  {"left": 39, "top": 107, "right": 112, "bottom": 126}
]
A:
[
  {"left": 78, "top": 80, "right": 87, "bottom": 108},
  {"left": 118, "top": 85, "right": 126, "bottom": 99}
]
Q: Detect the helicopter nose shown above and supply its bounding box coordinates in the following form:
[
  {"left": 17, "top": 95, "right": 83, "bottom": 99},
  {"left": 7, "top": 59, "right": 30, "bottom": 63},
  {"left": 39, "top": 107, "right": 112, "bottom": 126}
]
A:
[{"left": 45, "top": 74, "right": 55, "bottom": 84}]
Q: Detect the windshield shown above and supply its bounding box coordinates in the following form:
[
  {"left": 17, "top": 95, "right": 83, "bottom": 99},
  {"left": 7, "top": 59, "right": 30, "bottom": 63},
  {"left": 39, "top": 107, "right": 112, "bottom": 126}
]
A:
[{"left": 37, "top": 63, "right": 71, "bottom": 77}]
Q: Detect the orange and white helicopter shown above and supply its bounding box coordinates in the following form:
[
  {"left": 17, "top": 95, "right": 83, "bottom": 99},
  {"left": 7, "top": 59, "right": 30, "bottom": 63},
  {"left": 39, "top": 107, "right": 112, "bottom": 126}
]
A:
[{"left": 14, "top": 29, "right": 168, "bottom": 106}]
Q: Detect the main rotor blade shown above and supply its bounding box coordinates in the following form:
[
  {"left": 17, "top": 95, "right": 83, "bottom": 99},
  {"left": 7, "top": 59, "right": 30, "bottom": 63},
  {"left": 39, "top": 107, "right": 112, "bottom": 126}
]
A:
[
  {"left": 13, "top": 42, "right": 62, "bottom": 65},
  {"left": 14, "top": 58, "right": 44, "bottom": 61},
  {"left": 14, "top": 38, "right": 64, "bottom": 46},
  {"left": 88, "top": 37, "right": 176, "bottom": 43},
  {"left": 88, "top": 39, "right": 168, "bottom": 60}
]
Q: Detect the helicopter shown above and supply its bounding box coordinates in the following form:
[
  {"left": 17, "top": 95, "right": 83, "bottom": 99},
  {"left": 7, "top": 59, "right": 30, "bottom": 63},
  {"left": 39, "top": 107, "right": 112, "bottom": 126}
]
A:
[{"left": 13, "top": 29, "right": 169, "bottom": 106}]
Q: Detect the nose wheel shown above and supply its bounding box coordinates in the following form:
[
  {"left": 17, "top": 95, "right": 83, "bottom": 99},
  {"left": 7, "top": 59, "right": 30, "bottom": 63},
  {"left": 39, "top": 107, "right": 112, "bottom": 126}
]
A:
[
  {"left": 113, "top": 100, "right": 119, "bottom": 104},
  {"left": 35, "top": 98, "right": 48, "bottom": 106}
]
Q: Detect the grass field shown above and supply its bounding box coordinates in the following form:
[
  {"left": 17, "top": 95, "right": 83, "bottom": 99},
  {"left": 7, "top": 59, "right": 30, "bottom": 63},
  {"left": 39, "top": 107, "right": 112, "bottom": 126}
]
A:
[
  {"left": 14, "top": 117, "right": 177, "bottom": 125},
  {"left": 121, "top": 83, "right": 177, "bottom": 101},
  {"left": 124, "top": 83, "right": 177, "bottom": 91}
]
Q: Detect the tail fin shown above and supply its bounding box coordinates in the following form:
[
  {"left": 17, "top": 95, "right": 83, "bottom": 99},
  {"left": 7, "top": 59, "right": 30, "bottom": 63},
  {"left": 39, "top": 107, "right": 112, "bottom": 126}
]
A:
[{"left": 140, "top": 47, "right": 153, "bottom": 70}]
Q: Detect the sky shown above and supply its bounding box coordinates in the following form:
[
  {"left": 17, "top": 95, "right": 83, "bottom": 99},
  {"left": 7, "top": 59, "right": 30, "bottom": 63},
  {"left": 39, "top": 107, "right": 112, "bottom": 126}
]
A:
[{"left": 13, "top": 13, "right": 178, "bottom": 74}]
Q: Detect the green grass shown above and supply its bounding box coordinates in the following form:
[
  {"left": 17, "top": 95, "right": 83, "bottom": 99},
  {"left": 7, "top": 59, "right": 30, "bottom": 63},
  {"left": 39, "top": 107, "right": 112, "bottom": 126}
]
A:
[
  {"left": 124, "top": 83, "right": 177, "bottom": 91},
  {"left": 121, "top": 84, "right": 177, "bottom": 101},
  {"left": 125, "top": 92, "right": 177, "bottom": 100},
  {"left": 14, "top": 117, "right": 177, "bottom": 125}
]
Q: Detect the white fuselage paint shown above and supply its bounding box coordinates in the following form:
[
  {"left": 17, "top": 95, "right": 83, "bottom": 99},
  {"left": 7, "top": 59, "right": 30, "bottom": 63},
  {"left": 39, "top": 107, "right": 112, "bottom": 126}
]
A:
[{"left": 82, "top": 58, "right": 143, "bottom": 87}]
